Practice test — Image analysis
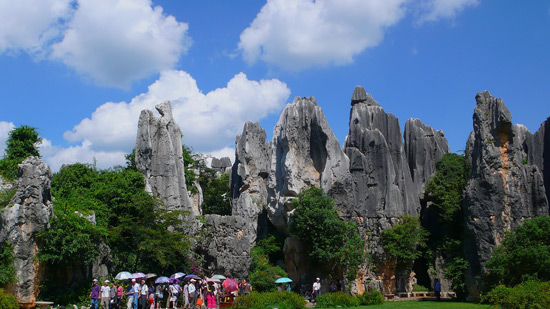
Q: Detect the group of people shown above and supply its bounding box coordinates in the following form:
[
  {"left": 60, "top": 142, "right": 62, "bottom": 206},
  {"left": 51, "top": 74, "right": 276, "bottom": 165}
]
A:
[{"left": 90, "top": 277, "right": 252, "bottom": 309}]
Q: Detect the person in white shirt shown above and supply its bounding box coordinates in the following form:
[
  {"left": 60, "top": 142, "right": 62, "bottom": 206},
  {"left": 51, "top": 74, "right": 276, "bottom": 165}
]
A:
[
  {"left": 140, "top": 280, "right": 148, "bottom": 309},
  {"left": 188, "top": 280, "right": 197, "bottom": 308},
  {"left": 101, "top": 280, "right": 111, "bottom": 309},
  {"left": 312, "top": 278, "right": 321, "bottom": 302}
]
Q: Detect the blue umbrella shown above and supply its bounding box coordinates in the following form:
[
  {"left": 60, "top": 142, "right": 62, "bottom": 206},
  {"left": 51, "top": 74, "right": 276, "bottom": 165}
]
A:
[
  {"left": 275, "top": 277, "right": 293, "bottom": 283},
  {"left": 155, "top": 276, "right": 170, "bottom": 284}
]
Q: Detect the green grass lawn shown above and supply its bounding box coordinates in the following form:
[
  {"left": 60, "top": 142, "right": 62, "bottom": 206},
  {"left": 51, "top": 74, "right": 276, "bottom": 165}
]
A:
[{"left": 354, "top": 300, "right": 490, "bottom": 308}]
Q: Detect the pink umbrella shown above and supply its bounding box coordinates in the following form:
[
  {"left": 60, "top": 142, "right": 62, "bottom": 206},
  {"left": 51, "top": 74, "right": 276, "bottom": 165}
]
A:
[
  {"left": 222, "top": 278, "right": 238, "bottom": 292},
  {"left": 207, "top": 278, "right": 220, "bottom": 283}
]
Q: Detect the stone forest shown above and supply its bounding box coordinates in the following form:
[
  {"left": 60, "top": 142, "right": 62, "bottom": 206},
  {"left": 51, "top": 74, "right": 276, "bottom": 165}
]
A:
[{"left": 1, "top": 86, "right": 549, "bottom": 308}]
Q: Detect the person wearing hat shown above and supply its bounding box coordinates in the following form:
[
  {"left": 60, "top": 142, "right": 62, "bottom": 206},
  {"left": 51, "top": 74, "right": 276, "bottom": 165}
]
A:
[
  {"left": 312, "top": 278, "right": 321, "bottom": 302},
  {"left": 188, "top": 279, "right": 197, "bottom": 308},
  {"left": 132, "top": 279, "right": 140, "bottom": 309},
  {"left": 100, "top": 280, "right": 111, "bottom": 309},
  {"left": 90, "top": 279, "right": 101, "bottom": 309}
]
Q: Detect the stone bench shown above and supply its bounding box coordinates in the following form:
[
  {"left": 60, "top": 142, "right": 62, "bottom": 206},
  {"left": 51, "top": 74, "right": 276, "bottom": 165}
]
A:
[
  {"left": 398, "top": 292, "right": 411, "bottom": 298},
  {"left": 35, "top": 301, "right": 54, "bottom": 309}
]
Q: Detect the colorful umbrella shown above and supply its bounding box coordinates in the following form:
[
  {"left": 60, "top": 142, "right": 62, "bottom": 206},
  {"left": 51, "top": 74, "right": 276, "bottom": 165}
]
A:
[
  {"left": 183, "top": 274, "right": 200, "bottom": 281},
  {"left": 212, "top": 274, "right": 226, "bottom": 280},
  {"left": 155, "top": 276, "right": 170, "bottom": 284},
  {"left": 222, "top": 278, "right": 238, "bottom": 292},
  {"left": 275, "top": 277, "right": 293, "bottom": 283},
  {"left": 170, "top": 272, "right": 186, "bottom": 279},
  {"left": 146, "top": 273, "right": 158, "bottom": 279},
  {"left": 207, "top": 278, "right": 220, "bottom": 283},
  {"left": 115, "top": 271, "right": 133, "bottom": 280},
  {"left": 169, "top": 278, "right": 180, "bottom": 284},
  {"left": 133, "top": 272, "right": 146, "bottom": 279}
]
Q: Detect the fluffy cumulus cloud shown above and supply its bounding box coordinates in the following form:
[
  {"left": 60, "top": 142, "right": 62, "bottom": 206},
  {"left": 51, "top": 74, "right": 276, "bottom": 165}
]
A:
[
  {"left": 239, "top": 0, "right": 408, "bottom": 70},
  {"left": 0, "top": 121, "right": 15, "bottom": 155},
  {"left": 51, "top": 0, "right": 191, "bottom": 87},
  {"left": 44, "top": 140, "right": 127, "bottom": 172},
  {"left": 0, "top": 0, "right": 190, "bottom": 87},
  {"left": 0, "top": 0, "right": 72, "bottom": 54},
  {"left": 417, "top": 0, "right": 480, "bottom": 23},
  {"left": 47, "top": 70, "right": 290, "bottom": 170},
  {"left": 238, "top": 0, "right": 479, "bottom": 70}
]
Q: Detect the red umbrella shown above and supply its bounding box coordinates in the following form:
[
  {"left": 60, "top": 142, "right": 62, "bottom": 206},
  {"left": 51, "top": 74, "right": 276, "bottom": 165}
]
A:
[{"left": 222, "top": 278, "right": 238, "bottom": 292}]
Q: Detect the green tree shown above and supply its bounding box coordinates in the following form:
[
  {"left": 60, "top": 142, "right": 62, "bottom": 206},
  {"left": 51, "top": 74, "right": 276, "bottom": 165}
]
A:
[
  {"left": 182, "top": 145, "right": 197, "bottom": 192},
  {"left": 0, "top": 125, "right": 41, "bottom": 180},
  {"left": 248, "top": 246, "right": 287, "bottom": 292},
  {"left": 381, "top": 216, "right": 428, "bottom": 272},
  {"left": 423, "top": 153, "right": 469, "bottom": 296},
  {"left": 485, "top": 216, "right": 550, "bottom": 289},
  {"left": 291, "top": 187, "right": 365, "bottom": 281},
  {"left": 0, "top": 241, "right": 15, "bottom": 287}
]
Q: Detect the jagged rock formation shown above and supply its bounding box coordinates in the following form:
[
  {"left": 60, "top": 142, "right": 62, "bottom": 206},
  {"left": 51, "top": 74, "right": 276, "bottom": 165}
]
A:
[
  {"left": 211, "top": 157, "right": 232, "bottom": 174},
  {"left": 463, "top": 91, "right": 549, "bottom": 297},
  {"left": 201, "top": 215, "right": 254, "bottom": 278},
  {"left": 404, "top": 118, "right": 450, "bottom": 199},
  {"left": 342, "top": 86, "right": 420, "bottom": 293},
  {"left": 0, "top": 157, "right": 52, "bottom": 308},
  {"left": 231, "top": 122, "right": 270, "bottom": 244},
  {"left": 267, "top": 96, "right": 351, "bottom": 232},
  {"left": 527, "top": 117, "right": 550, "bottom": 207},
  {"left": 135, "top": 101, "right": 195, "bottom": 215}
]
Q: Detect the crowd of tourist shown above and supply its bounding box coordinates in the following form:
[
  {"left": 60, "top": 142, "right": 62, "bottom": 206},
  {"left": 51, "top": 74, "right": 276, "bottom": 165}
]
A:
[{"left": 89, "top": 276, "right": 253, "bottom": 309}]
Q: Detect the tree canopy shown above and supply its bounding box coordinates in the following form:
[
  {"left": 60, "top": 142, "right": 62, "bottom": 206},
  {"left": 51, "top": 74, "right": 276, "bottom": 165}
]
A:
[
  {"left": 290, "top": 186, "right": 365, "bottom": 281},
  {"left": 381, "top": 216, "right": 428, "bottom": 272},
  {"left": 0, "top": 125, "right": 41, "bottom": 180}
]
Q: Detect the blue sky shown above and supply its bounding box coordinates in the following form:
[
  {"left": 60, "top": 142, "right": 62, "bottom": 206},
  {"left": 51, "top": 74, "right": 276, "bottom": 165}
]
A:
[{"left": 1, "top": 0, "right": 549, "bottom": 171}]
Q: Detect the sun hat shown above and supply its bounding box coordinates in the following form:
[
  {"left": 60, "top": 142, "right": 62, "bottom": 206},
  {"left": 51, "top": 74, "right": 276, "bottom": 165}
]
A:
[
  {"left": 93, "top": 279, "right": 98, "bottom": 282},
  {"left": 105, "top": 280, "right": 110, "bottom": 283},
  {"left": 316, "top": 278, "right": 320, "bottom": 281}
]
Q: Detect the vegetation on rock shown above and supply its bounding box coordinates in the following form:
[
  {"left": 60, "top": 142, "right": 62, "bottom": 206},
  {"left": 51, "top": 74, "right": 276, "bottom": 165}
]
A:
[
  {"left": 484, "top": 216, "right": 550, "bottom": 289},
  {"left": 291, "top": 186, "right": 365, "bottom": 281},
  {"left": 0, "top": 125, "right": 41, "bottom": 180},
  {"left": 483, "top": 280, "right": 550, "bottom": 309},
  {"left": 381, "top": 216, "right": 428, "bottom": 272},
  {"left": 248, "top": 239, "right": 287, "bottom": 292},
  {"left": 0, "top": 289, "right": 18, "bottom": 309},
  {"left": 0, "top": 241, "right": 15, "bottom": 287}
]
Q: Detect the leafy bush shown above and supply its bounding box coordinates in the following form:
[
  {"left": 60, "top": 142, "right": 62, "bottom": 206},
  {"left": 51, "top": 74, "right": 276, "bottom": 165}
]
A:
[
  {"left": 356, "top": 290, "right": 384, "bottom": 305},
  {"left": 483, "top": 280, "right": 550, "bottom": 309},
  {"left": 0, "top": 241, "right": 15, "bottom": 287},
  {"left": 412, "top": 284, "right": 429, "bottom": 292},
  {"left": 249, "top": 247, "right": 287, "bottom": 292},
  {"left": 315, "top": 291, "right": 359, "bottom": 308},
  {"left": 0, "top": 186, "right": 16, "bottom": 208},
  {"left": 291, "top": 187, "right": 365, "bottom": 281},
  {"left": 0, "top": 289, "right": 18, "bottom": 309},
  {"left": 485, "top": 216, "right": 550, "bottom": 288},
  {"left": 233, "top": 291, "right": 306, "bottom": 309},
  {"left": 381, "top": 216, "right": 428, "bottom": 271}
]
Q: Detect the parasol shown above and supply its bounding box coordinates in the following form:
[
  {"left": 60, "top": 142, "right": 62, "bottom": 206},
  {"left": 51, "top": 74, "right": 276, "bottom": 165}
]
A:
[
  {"left": 115, "top": 271, "right": 133, "bottom": 280},
  {"left": 222, "top": 278, "right": 238, "bottom": 292},
  {"left": 155, "top": 276, "right": 170, "bottom": 284},
  {"left": 275, "top": 277, "right": 293, "bottom": 283}
]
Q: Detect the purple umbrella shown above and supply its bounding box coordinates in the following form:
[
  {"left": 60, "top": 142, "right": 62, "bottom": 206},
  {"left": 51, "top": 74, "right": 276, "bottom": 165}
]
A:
[
  {"left": 169, "top": 278, "right": 180, "bottom": 284},
  {"left": 183, "top": 274, "right": 200, "bottom": 281},
  {"left": 170, "top": 272, "right": 185, "bottom": 279},
  {"left": 133, "top": 272, "right": 146, "bottom": 279},
  {"left": 155, "top": 276, "right": 170, "bottom": 284}
]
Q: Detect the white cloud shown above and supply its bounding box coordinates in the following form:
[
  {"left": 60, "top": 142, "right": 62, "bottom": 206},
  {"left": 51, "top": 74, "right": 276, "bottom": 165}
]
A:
[
  {"left": 207, "top": 147, "right": 235, "bottom": 165},
  {"left": 238, "top": 0, "right": 408, "bottom": 70},
  {"left": 44, "top": 140, "right": 126, "bottom": 172},
  {"left": 417, "top": 0, "right": 479, "bottom": 23},
  {"left": 51, "top": 0, "right": 191, "bottom": 88},
  {"left": 59, "top": 70, "right": 289, "bottom": 168},
  {"left": 0, "top": 0, "right": 72, "bottom": 54},
  {"left": 238, "top": 0, "right": 480, "bottom": 70},
  {"left": 0, "top": 121, "right": 15, "bottom": 156}
]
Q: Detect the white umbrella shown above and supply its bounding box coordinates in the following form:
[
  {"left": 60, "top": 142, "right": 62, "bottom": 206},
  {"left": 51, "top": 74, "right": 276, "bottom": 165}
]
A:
[{"left": 115, "top": 271, "right": 133, "bottom": 280}]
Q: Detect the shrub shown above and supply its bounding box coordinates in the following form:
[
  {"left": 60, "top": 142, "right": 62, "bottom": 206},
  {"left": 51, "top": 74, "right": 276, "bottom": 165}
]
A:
[
  {"left": 483, "top": 280, "right": 550, "bottom": 309},
  {"left": 381, "top": 216, "right": 429, "bottom": 271},
  {"left": 356, "top": 290, "right": 384, "bottom": 305},
  {"left": 412, "top": 284, "right": 429, "bottom": 292},
  {"left": 0, "top": 241, "right": 15, "bottom": 287},
  {"left": 248, "top": 247, "right": 287, "bottom": 292},
  {"left": 0, "top": 289, "right": 18, "bottom": 309},
  {"left": 232, "top": 291, "right": 306, "bottom": 309},
  {"left": 315, "top": 291, "right": 359, "bottom": 308}
]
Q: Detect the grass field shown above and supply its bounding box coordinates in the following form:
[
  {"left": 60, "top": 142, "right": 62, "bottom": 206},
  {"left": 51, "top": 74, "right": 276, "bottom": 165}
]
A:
[{"left": 357, "top": 300, "right": 490, "bottom": 308}]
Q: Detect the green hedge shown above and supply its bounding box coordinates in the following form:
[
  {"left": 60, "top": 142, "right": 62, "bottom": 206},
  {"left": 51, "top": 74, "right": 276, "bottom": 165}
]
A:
[
  {"left": 356, "top": 290, "right": 384, "bottom": 306},
  {"left": 232, "top": 291, "right": 306, "bottom": 309},
  {"left": 0, "top": 289, "right": 18, "bottom": 309},
  {"left": 316, "top": 292, "right": 360, "bottom": 308},
  {"left": 483, "top": 280, "right": 550, "bottom": 308}
]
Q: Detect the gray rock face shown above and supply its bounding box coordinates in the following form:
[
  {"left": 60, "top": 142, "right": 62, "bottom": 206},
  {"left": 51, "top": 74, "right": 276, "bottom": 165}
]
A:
[
  {"left": 231, "top": 122, "right": 270, "bottom": 245},
  {"left": 0, "top": 157, "right": 52, "bottom": 308},
  {"left": 463, "top": 91, "right": 549, "bottom": 297},
  {"left": 267, "top": 97, "right": 351, "bottom": 232},
  {"left": 404, "top": 118, "right": 450, "bottom": 199},
  {"left": 343, "top": 86, "right": 419, "bottom": 220},
  {"left": 135, "top": 101, "right": 195, "bottom": 215},
  {"left": 201, "top": 214, "right": 254, "bottom": 278},
  {"left": 211, "top": 157, "right": 232, "bottom": 174},
  {"left": 528, "top": 117, "right": 550, "bottom": 207}
]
